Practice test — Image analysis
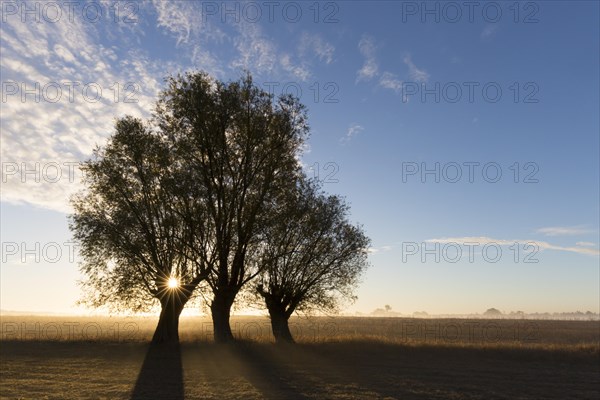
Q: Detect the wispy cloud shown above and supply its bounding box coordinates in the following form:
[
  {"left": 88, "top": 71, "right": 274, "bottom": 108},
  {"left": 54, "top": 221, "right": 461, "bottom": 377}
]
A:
[
  {"left": 149, "top": 2, "right": 332, "bottom": 82},
  {"left": 149, "top": 0, "right": 225, "bottom": 76},
  {"left": 356, "top": 37, "right": 429, "bottom": 94},
  {"left": 379, "top": 71, "right": 403, "bottom": 93},
  {"left": 481, "top": 24, "right": 499, "bottom": 40},
  {"left": 150, "top": 0, "right": 226, "bottom": 45},
  {"left": 278, "top": 32, "right": 336, "bottom": 81},
  {"left": 427, "top": 236, "right": 600, "bottom": 256},
  {"left": 356, "top": 35, "right": 378, "bottom": 82},
  {"left": 0, "top": 6, "right": 168, "bottom": 213},
  {"left": 279, "top": 54, "right": 311, "bottom": 81},
  {"left": 378, "top": 55, "right": 428, "bottom": 99},
  {"left": 152, "top": 0, "right": 193, "bottom": 45},
  {"left": 2, "top": 2, "right": 342, "bottom": 213},
  {"left": 341, "top": 123, "right": 364, "bottom": 144},
  {"left": 576, "top": 242, "right": 596, "bottom": 247},
  {"left": 368, "top": 245, "right": 393, "bottom": 254},
  {"left": 299, "top": 32, "right": 335, "bottom": 65},
  {"left": 230, "top": 21, "right": 277, "bottom": 74},
  {"left": 230, "top": 22, "right": 329, "bottom": 82},
  {"left": 403, "top": 54, "right": 429, "bottom": 83},
  {"left": 536, "top": 226, "right": 595, "bottom": 236}
]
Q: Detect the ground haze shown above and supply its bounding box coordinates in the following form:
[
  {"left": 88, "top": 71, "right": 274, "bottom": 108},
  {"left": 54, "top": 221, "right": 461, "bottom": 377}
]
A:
[{"left": 1, "top": 316, "right": 598, "bottom": 399}]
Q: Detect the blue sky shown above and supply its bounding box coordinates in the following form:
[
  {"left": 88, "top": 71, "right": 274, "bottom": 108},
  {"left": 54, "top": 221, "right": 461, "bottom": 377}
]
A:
[{"left": 1, "top": 1, "right": 598, "bottom": 315}]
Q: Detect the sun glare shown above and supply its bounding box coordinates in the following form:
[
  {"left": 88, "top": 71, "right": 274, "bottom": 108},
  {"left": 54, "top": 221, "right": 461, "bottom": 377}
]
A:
[{"left": 167, "top": 277, "right": 179, "bottom": 289}]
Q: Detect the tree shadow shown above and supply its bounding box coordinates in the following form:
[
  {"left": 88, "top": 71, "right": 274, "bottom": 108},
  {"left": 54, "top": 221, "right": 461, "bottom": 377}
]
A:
[
  {"left": 130, "top": 343, "right": 184, "bottom": 400},
  {"left": 230, "top": 342, "right": 311, "bottom": 400}
]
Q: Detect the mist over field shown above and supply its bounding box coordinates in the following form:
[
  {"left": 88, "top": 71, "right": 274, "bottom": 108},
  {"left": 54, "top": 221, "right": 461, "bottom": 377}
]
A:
[{"left": 2, "top": 315, "right": 599, "bottom": 398}]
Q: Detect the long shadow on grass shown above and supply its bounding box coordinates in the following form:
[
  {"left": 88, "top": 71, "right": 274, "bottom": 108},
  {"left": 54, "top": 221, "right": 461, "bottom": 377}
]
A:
[
  {"left": 130, "top": 343, "right": 184, "bottom": 400},
  {"left": 231, "top": 342, "right": 311, "bottom": 400}
]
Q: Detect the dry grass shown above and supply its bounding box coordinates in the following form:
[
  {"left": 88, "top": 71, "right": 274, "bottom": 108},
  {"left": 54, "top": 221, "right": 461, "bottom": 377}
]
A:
[
  {"left": 2, "top": 315, "right": 598, "bottom": 348},
  {"left": 1, "top": 315, "right": 599, "bottom": 399}
]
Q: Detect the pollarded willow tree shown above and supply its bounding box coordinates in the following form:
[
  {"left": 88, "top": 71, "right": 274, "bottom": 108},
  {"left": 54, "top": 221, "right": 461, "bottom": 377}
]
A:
[
  {"left": 71, "top": 71, "right": 366, "bottom": 344},
  {"left": 255, "top": 177, "right": 371, "bottom": 343},
  {"left": 154, "top": 72, "right": 308, "bottom": 342},
  {"left": 70, "top": 116, "right": 214, "bottom": 344}
]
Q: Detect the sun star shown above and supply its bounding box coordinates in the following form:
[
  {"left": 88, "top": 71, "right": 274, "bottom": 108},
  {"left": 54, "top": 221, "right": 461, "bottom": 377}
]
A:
[{"left": 167, "top": 277, "right": 179, "bottom": 289}]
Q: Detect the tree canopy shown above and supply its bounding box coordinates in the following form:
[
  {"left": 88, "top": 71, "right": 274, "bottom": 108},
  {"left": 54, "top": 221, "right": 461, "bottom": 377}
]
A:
[
  {"left": 256, "top": 178, "right": 370, "bottom": 342},
  {"left": 71, "top": 71, "right": 369, "bottom": 344},
  {"left": 71, "top": 116, "right": 212, "bottom": 342}
]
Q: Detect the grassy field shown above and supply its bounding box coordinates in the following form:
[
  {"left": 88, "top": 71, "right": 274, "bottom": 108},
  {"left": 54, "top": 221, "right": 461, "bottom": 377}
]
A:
[{"left": 1, "top": 315, "right": 599, "bottom": 399}]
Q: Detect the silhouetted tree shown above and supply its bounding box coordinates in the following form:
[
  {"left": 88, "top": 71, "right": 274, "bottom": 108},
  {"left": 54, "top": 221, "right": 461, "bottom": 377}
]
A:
[
  {"left": 155, "top": 72, "right": 308, "bottom": 342},
  {"left": 484, "top": 308, "right": 503, "bottom": 317},
  {"left": 70, "top": 117, "right": 213, "bottom": 344},
  {"left": 256, "top": 178, "right": 370, "bottom": 343}
]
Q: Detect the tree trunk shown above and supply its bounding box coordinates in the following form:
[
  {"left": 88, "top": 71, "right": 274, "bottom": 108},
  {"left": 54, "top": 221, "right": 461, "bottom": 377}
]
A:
[
  {"left": 268, "top": 305, "right": 295, "bottom": 343},
  {"left": 151, "top": 284, "right": 194, "bottom": 345},
  {"left": 211, "top": 291, "right": 235, "bottom": 343}
]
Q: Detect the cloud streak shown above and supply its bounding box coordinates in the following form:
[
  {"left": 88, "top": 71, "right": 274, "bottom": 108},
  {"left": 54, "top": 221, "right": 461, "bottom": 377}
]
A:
[
  {"left": 576, "top": 242, "right": 596, "bottom": 247},
  {"left": 536, "top": 226, "right": 595, "bottom": 236},
  {"left": 379, "top": 72, "right": 403, "bottom": 93},
  {"left": 481, "top": 24, "right": 499, "bottom": 39},
  {"left": 403, "top": 54, "right": 429, "bottom": 83},
  {"left": 427, "top": 236, "right": 600, "bottom": 256},
  {"left": 299, "top": 32, "right": 335, "bottom": 65},
  {"left": 340, "top": 123, "right": 364, "bottom": 144},
  {"left": 355, "top": 36, "right": 429, "bottom": 94},
  {"left": 356, "top": 35, "right": 378, "bottom": 82}
]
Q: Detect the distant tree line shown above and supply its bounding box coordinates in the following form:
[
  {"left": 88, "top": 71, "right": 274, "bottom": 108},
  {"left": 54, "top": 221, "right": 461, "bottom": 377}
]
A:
[{"left": 70, "top": 72, "right": 370, "bottom": 344}]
